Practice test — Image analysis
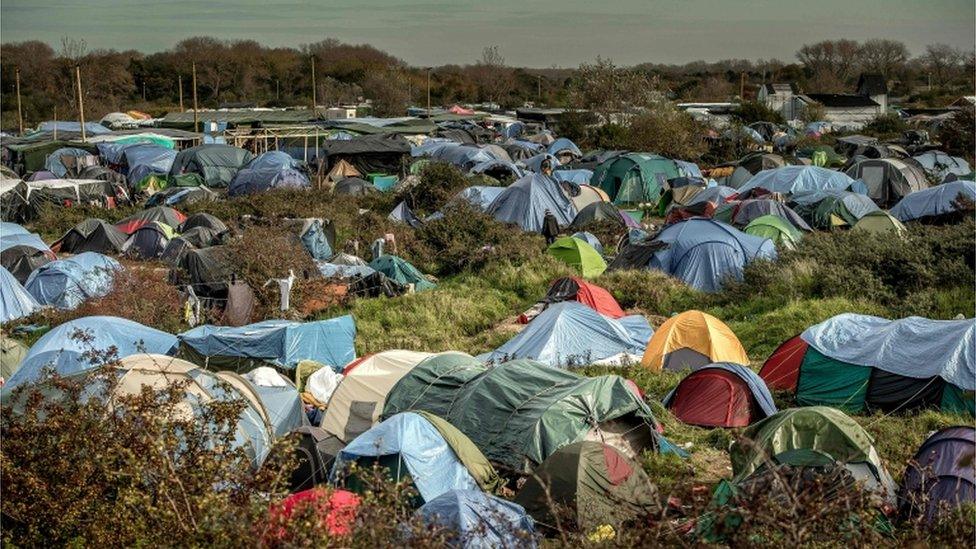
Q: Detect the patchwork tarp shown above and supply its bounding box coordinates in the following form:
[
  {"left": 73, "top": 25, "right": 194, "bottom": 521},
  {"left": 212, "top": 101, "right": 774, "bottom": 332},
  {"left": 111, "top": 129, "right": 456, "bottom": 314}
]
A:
[
  {"left": 487, "top": 173, "right": 576, "bottom": 232},
  {"left": 416, "top": 490, "right": 536, "bottom": 549},
  {"left": 2, "top": 316, "right": 178, "bottom": 391},
  {"left": 738, "top": 166, "right": 862, "bottom": 196},
  {"left": 0, "top": 267, "right": 41, "bottom": 323},
  {"left": 24, "top": 252, "right": 121, "bottom": 310},
  {"left": 889, "top": 180, "right": 976, "bottom": 223},
  {"left": 178, "top": 316, "right": 356, "bottom": 371},
  {"left": 479, "top": 302, "right": 652, "bottom": 368},
  {"left": 801, "top": 314, "right": 975, "bottom": 390}
]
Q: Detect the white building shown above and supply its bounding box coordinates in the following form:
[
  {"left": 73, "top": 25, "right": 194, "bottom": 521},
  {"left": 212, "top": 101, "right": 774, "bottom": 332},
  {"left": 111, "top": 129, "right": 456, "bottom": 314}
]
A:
[
  {"left": 758, "top": 83, "right": 798, "bottom": 119},
  {"left": 791, "top": 94, "right": 882, "bottom": 128}
]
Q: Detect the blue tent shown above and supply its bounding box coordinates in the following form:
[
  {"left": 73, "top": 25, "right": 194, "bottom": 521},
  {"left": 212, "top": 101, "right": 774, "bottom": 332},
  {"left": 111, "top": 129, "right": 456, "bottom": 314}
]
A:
[
  {"left": 649, "top": 219, "right": 777, "bottom": 292},
  {"left": 479, "top": 302, "right": 653, "bottom": 368},
  {"left": 36, "top": 121, "right": 111, "bottom": 135},
  {"left": 500, "top": 122, "right": 525, "bottom": 139},
  {"left": 229, "top": 167, "right": 309, "bottom": 196},
  {"left": 662, "top": 362, "right": 777, "bottom": 418},
  {"left": 487, "top": 173, "right": 576, "bottom": 232},
  {"left": 24, "top": 252, "right": 121, "bottom": 310},
  {"left": 571, "top": 231, "right": 603, "bottom": 254},
  {"left": 297, "top": 219, "right": 333, "bottom": 261},
  {"left": 912, "top": 151, "right": 971, "bottom": 181},
  {"left": 521, "top": 153, "right": 561, "bottom": 173},
  {"left": 44, "top": 147, "right": 96, "bottom": 178},
  {"left": 0, "top": 232, "right": 50, "bottom": 254},
  {"left": 332, "top": 412, "right": 481, "bottom": 503},
  {"left": 552, "top": 169, "right": 593, "bottom": 185},
  {"left": 0, "top": 222, "right": 29, "bottom": 236},
  {"left": 675, "top": 160, "right": 704, "bottom": 179},
  {"left": 548, "top": 138, "right": 582, "bottom": 159},
  {"left": 178, "top": 316, "right": 356, "bottom": 371},
  {"left": 738, "top": 166, "right": 863, "bottom": 196},
  {"left": 416, "top": 489, "right": 536, "bottom": 549},
  {"left": 0, "top": 267, "right": 41, "bottom": 323},
  {"left": 470, "top": 159, "right": 525, "bottom": 179},
  {"left": 425, "top": 144, "right": 497, "bottom": 171},
  {"left": 451, "top": 186, "right": 506, "bottom": 212},
  {"left": 123, "top": 144, "right": 178, "bottom": 184},
  {"left": 890, "top": 181, "right": 976, "bottom": 223},
  {"left": 686, "top": 186, "right": 737, "bottom": 206},
  {"left": 2, "top": 316, "right": 178, "bottom": 391}
]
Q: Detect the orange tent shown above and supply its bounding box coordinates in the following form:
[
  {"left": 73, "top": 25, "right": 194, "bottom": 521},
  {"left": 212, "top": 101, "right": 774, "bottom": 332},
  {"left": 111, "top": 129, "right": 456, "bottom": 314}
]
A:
[{"left": 641, "top": 310, "right": 748, "bottom": 372}]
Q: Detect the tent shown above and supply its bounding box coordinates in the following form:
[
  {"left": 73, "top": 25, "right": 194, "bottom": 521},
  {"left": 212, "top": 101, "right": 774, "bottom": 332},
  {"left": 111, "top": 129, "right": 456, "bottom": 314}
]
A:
[
  {"left": 368, "top": 255, "right": 434, "bottom": 291},
  {"left": 264, "top": 488, "right": 361, "bottom": 543},
  {"left": 912, "top": 151, "right": 972, "bottom": 181},
  {"left": 416, "top": 489, "right": 536, "bottom": 549},
  {"left": 570, "top": 201, "right": 639, "bottom": 231},
  {"left": 521, "top": 153, "right": 560, "bottom": 174},
  {"left": 449, "top": 186, "right": 506, "bottom": 212},
  {"left": 547, "top": 137, "right": 582, "bottom": 162},
  {"left": 24, "top": 252, "right": 121, "bottom": 310},
  {"left": 570, "top": 231, "right": 603, "bottom": 254},
  {"left": 123, "top": 144, "right": 177, "bottom": 186},
  {"left": 486, "top": 173, "right": 576, "bottom": 233},
  {"left": 759, "top": 314, "right": 974, "bottom": 415},
  {"left": 333, "top": 177, "right": 377, "bottom": 196},
  {"left": 144, "top": 185, "right": 216, "bottom": 208},
  {"left": 331, "top": 411, "right": 497, "bottom": 504},
  {"left": 470, "top": 159, "right": 525, "bottom": 180},
  {"left": 846, "top": 158, "right": 929, "bottom": 208},
  {"left": 51, "top": 218, "right": 128, "bottom": 255},
  {"left": 0, "top": 222, "right": 29, "bottom": 235},
  {"left": 2, "top": 316, "right": 178, "bottom": 391},
  {"left": 852, "top": 210, "right": 908, "bottom": 237},
  {"left": 514, "top": 441, "right": 657, "bottom": 531},
  {"left": 171, "top": 245, "right": 235, "bottom": 296},
  {"left": 169, "top": 144, "right": 254, "bottom": 187},
  {"left": 322, "top": 135, "right": 411, "bottom": 175},
  {"left": 388, "top": 201, "right": 422, "bottom": 228},
  {"left": 552, "top": 169, "right": 593, "bottom": 186},
  {"left": 1, "top": 231, "right": 55, "bottom": 283},
  {"left": 662, "top": 362, "right": 776, "bottom": 427},
  {"left": 479, "top": 302, "right": 652, "bottom": 369},
  {"left": 546, "top": 236, "right": 607, "bottom": 278},
  {"left": 382, "top": 356, "right": 669, "bottom": 471},
  {"left": 642, "top": 310, "right": 749, "bottom": 372},
  {"left": 592, "top": 153, "right": 680, "bottom": 205},
  {"left": 715, "top": 199, "right": 811, "bottom": 231},
  {"left": 535, "top": 277, "right": 625, "bottom": 319},
  {"left": 743, "top": 215, "right": 804, "bottom": 250},
  {"left": 115, "top": 206, "right": 186, "bottom": 234},
  {"left": 889, "top": 180, "right": 976, "bottom": 224},
  {"left": 738, "top": 166, "right": 862, "bottom": 196},
  {"left": 1, "top": 337, "right": 28, "bottom": 381},
  {"left": 178, "top": 316, "right": 357, "bottom": 372},
  {"left": 44, "top": 147, "right": 98, "bottom": 178},
  {"left": 180, "top": 212, "right": 228, "bottom": 234},
  {"left": 121, "top": 221, "right": 176, "bottom": 259},
  {"left": 565, "top": 184, "right": 612, "bottom": 215},
  {"left": 0, "top": 267, "right": 41, "bottom": 323},
  {"left": 321, "top": 350, "right": 435, "bottom": 442},
  {"left": 646, "top": 219, "right": 777, "bottom": 292},
  {"left": 792, "top": 190, "right": 880, "bottom": 229},
  {"left": 899, "top": 426, "right": 975, "bottom": 524},
  {"left": 229, "top": 151, "right": 309, "bottom": 196}
]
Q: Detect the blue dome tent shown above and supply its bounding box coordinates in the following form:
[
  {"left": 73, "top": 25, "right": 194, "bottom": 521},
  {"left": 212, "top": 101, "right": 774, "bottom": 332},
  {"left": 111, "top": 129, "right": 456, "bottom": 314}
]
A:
[{"left": 24, "top": 252, "right": 121, "bottom": 310}]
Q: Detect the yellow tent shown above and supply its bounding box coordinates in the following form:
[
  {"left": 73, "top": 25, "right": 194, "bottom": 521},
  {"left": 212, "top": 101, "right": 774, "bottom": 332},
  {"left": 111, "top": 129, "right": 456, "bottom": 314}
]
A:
[{"left": 641, "top": 310, "right": 748, "bottom": 372}]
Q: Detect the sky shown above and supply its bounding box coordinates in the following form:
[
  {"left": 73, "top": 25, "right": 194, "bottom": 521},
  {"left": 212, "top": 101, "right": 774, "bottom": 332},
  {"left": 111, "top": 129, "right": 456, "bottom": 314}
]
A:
[{"left": 2, "top": 0, "right": 973, "bottom": 67}]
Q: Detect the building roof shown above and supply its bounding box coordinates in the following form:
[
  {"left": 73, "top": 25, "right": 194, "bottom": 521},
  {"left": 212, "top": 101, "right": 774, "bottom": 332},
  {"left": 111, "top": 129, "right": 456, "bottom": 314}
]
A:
[
  {"left": 801, "top": 94, "right": 880, "bottom": 108},
  {"left": 950, "top": 96, "right": 976, "bottom": 107},
  {"left": 763, "top": 83, "right": 796, "bottom": 95},
  {"left": 857, "top": 74, "right": 888, "bottom": 97}
]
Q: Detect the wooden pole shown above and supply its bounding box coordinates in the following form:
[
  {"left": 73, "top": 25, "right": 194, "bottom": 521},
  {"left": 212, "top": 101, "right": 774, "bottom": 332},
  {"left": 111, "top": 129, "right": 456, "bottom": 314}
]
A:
[
  {"left": 192, "top": 63, "right": 199, "bottom": 133},
  {"left": 75, "top": 65, "right": 86, "bottom": 142},
  {"left": 739, "top": 72, "right": 745, "bottom": 101},
  {"left": 310, "top": 56, "right": 317, "bottom": 109},
  {"left": 178, "top": 75, "right": 184, "bottom": 111},
  {"left": 15, "top": 68, "right": 24, "bottom": 134},
  {"left": 426, "top": 68, "right": 431, "bottom": 117},
  {"left": 53, "top": 105, "right": 58, "bottom": 141}
]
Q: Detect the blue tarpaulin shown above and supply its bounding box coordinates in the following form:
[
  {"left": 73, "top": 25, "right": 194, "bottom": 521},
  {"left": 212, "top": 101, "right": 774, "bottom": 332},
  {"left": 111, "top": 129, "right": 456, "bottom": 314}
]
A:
[
  {"left": 889, "top": 181, "right": 976, "bottom": 223},
  {"left": 44, "top": 147, "right": 96, "bottom": 178},
  {"left": 123, "top": 144, "right": 178, "bottom": 183},
  {"left": 24, "top": 252, "right": 121, "bottom": 310},
  {"left": 0, "top": 232, "right": 50, "bottom": 253},
  {"left": 662, "top": 362, "right": 778, "bottom": 418},
  {"left": 3, "top": 316, "right": 178, "bottom": 390},
  {"left": 0, "top": 222, "right": 29, "bottom": 236},
  {"left": 487, "top": 173, "right": 576, "bottom": 232},
  {"left": 0, "top": 267, "right": 41, "bottom": 323},
  {"left": 801, "top": 314, "right": 975, "bottom": 390},
  {"left": 315, "top": 260, "right": 376, "bottom": 279},
  {"left": 521, "top": 153, "right": 560, "bottom": 173},
  {"left": 178, "top": 316, "right": 356, "bottom": 371},
  {"left": 912, "top": 151, "right": 971, "bottom": 180},
  {"left": 36, "top": 121, "right": 111, "bottom": 135},
  {"left": 415, "top": 489, "right": 537, "bottom": 549},
  {"left": 552, "top": 169, "right": 593, "bottom": 185},
  {"left": 229, "top": 168, "right": 310, "bottom": 196},
  {"left": 738, "top": 166, "right": 863, "bottom": 196}
]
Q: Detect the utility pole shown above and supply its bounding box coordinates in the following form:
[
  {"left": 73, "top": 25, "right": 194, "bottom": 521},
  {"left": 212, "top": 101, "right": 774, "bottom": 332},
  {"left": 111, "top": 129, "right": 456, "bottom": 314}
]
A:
[
  {"left": 192, "top": 62, "right": 199, "bottom": 133},
  {"left": 75, "top": 65, "right": 86, "bottom": 142},
  {"left": 142, "top": 80, "right": 147, "bottom": 101},
  {"left": 178, "top": 74, "right": 184, "bottom": 111},
  {"left": 537, "top": 74, "right": 542, "bottom": 103},
  {"left": 310, "top": 56, "right": 317, "bottom": 109},
  {"left": 53, "top": 105, "right": 58, "bottom": 141},
  {"left": 276, "top": 79, "right": 280, "bottom": 101},
  {"left": 15, "top": 68, "right": 24, "bottom": 134},
  {"left": 739, "top": 72, "right": 746, "bottom": 101},
  {"left": 426, "top": 67, "right": 432, "bottom": 117}
]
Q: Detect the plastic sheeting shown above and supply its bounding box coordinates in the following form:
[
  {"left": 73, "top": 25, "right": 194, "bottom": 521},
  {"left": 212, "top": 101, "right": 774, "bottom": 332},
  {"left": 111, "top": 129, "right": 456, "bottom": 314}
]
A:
[
  {"left": 169, "top": 144, "right": 254, "bottom": 187},
  {"left": 0, "top": 267, "right": 41, "bottom": 323},
  {"left": 124, "top": 145, "right": 178, "bottom": 185},
  {"left": 305, "top": 365, "right": 344, "bottom": 403},
  {"left": 801, "top": 314, "right": 975, "bottom": 390},
  {"left": 332, "top": 412, "right": 480, "bottom": 502},
  {"left": 738, "top": 166, "right": 861, "bottom": 196},
  {"left": 912, "top": 151, "right": 972, "bottom": 180},
  {"left": 44, "top": 147, "right": 96, "bottom": 178},
  {"left": 552, "top": 169, "right": 593, "bottom": 185},
  {"left": 36, "top": 121, "right": 111, "bottom": 135},
  {"left": 415, "top": 490, "right": 536, "bottom": 549},
  {"left": 889, "top": 181, "right": 976, "bottom": 223},
  {"left": 24, "top": 252, "right": 121, "bottom": 310},
  {"left": 0, "top": 222, "right": 29, "bottom": 236},
  {"left": 487, "top": 173, "right": 576, "bottom": 232},
  {"left": 316, "top": 260, "right": 376, "bottom": 279},
  {"left": 480, "top": 302, "right": 652, "bottom": 368},
  {"left": 3, "top": 316, "right": 178, "bottom": 390},
  {"left": 521, "top": 153, "right": 560, "bottom": 173}
]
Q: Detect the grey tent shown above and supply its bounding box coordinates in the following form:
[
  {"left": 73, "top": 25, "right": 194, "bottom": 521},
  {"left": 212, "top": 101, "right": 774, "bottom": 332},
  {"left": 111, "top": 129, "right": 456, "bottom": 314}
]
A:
[
  {"left": 845, "top": 158, "right": 930, "bottom": 208},
  {"left": 180, "top": 212, "right": 228, "bottom": 234},
  {"left": 169, "top": 144, "right": 254, "bottom": 187},
  {"left": 334, "top": 177, "right": 376, "bottom": 196},
  {"left": 52, "top": 218, "right": 128, "bottom": 255},
  {"left": 486, "top": 173, "right": 576, "bottom": 233}
]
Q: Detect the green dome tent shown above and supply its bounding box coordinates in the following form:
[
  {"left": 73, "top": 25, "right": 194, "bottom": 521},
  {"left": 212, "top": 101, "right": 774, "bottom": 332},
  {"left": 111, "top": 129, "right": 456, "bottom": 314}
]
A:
[
  {"left": 852, "top": 211, "right": 907, "bottom": 238},
  {"left": 743, "top": 215, "right": 803, "bottom": 250},
  {"left": 592, "top": 153, "right": 680, "bottom": 206},
  {"left": 547, "top": 236, "right": 607, "bottom": 278},
  {"left": 368, "top": 255, "right": 435, "bottom": 292}
]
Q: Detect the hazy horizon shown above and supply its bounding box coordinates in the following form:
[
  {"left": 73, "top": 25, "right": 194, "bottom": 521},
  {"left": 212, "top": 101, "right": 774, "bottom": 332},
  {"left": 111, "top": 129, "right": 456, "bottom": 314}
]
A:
[{"left": 2, "top": 0, "right": 973, "bottom": 68}]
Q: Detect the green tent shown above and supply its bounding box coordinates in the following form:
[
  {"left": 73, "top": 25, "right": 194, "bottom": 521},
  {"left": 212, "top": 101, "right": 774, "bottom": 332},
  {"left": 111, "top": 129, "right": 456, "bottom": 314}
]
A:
[
  {"left": 368, "top": 255, "right": 435, "bottom": 291},
  {"left": 547, "top": 236, "right": 607, "bottom": 278},
  {"left": 515, "top": 441, "right": 658, "bottom": 531},
  {"left": 852, "top": 211, "right": 907, "bottom": 237},
  {"left": 744, "top": 215, "right": 803, "bottom": 250},
  {"left": 592, "top": 153, "right": 679, "bottom": 206},
  {"left": 383, "top": 352, "right": 488, "bottom": 419},
  {"left": 135, "top": 172, "right": 206, "bottom": 193},
  {"left": 1, "top": 337, "right": 28, "bottom": 381}
]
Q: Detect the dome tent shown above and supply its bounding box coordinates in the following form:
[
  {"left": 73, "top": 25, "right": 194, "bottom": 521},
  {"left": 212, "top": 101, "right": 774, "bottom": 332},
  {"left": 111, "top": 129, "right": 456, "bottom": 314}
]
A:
[
  {"left": 898, "top": 426, "right": 976, "bottom": 524},
  {"left": 641, "top": 310, "right": 749, "bottom": 372},
  {"left": 662, "top": 362, "right": 776, "bottom": 427},
  {"left": 179, "top": 212, "right": 228, "bottom": 234},
  {"left": 738, "top": 166, "right": 863, "bottom": 196},
  {"left": 169, "top": 144, "right": 254, "bottom": 187},
  {"left": 852, "top": 210, "right": 907, "bottom": 237},
  {"left": 714, "top": 198, "right": 811, "bottom": 231},
  {"left": 115, "top": 206, "right": 186, "bottom": 235},
  {"left": 546, "top": 236, "right": 607, "bottom": 278},
  {"left": 121, "top": 221, "right": 176, "bottom": 259},
  {"left": 1, "top": 231, "right": 55, "bottom": 284},
  {"left": 889, "top": 180, "right": 976, "bottom": 224},
  {"left": 51, "top": 218, "right": 128, "bottom": 255},
  {"left": 486, "top": 173, "right": 576, "bottom": 233},
  {"left": 592, "top": 153, "right": 681, "bottom": 206},
  {"left": 0, "top": 266, "right": 41, "bottom": 324},
  {"left": 744, "top": 214, "right": 804, "bottom": 250},
  {"left": 0, "top": 337, "right": 28, "bottom": 381},
  {"left": 845, "top": 158, "right": 929, "bottom": 208},
  {"left": 229, "top": 151, "right": 309, "bottom": 196},
  {"left": 24, "top": 252, "right": 121, "bottom": 310},
  {"left": 415, "top": 489, "right": 536, "bottom": 549},
  {"left": 570, "top": 201, "right": 640, "bottom": 231},
  {"left": 535, "top": 276, "right": 625, "bottom": 319},
  {"left": 368, "top": 255, "right": 434, "bottom": 291},
  {"left": 791, "top": 190, "right": 880, "bottom": 229}
]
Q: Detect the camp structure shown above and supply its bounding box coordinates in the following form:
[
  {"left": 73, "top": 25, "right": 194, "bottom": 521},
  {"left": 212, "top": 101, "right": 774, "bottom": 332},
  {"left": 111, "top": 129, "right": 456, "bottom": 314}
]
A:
[
  {"left": 0, "top": 230, "right": 55, "bottom": 283},
  {"left": 121, "top": 221, "right": 176, "bottom": 259},
  {"left": 51, "top": 218, "right": 128, "bottom": 255},
  {"left": 115, "top": 206, "right": 187, "bottom": 234},
  {"left": 44, "top": 147, "right": 99, "bottom": 178},
  {"left": 759, "top": 314, "right": 974, "bottom": 415},
  {"left": 641, "top": 310, "right": 749, "bottom": 372},
  {"left": 331, "top": 411, "right": 499, "bottom": 505},
  {"left": 570, "top": 201, "right": 639, "bottom": 231},
  {"left": 368, "top": 255, "right": 434, "bottom": 291},
  {"left": 229, "top": 151, "right": 310, "bottom": 196},
  {"left": 144, "top": 185, "right": 217, "bottom": 208},
  {"left": 591, "top": 153, "right": 681, "bottom": 206},
  {"left": 1, "top": 316, "right": 178, "bottom": 392},
  {"left": 122, "top": 144, "right": 177, "bottom": 187},
  {"left": 448, "top": 185, "right": 506, "bottom": 213},
  {"left": 1, "top": 337, "right": 28, "bottom": 382},
  {"left": 514, "top": 441, "right": 657, "bottom": 531},
  {"left": 178, "top": 316, "right": 357, "bottom": 373},
  {"left": 912, "top": 151, "right": 972, "bottom": 181},
  {"left": 0, "top": 267, "right": 41, "bottom": 324},
  {"left": 645, "top": 219, "right": 777, "bottom": 292},
  {"left": 415, "top": 489, "right": 536, "bottom": 549},
  {"left": 486, "top": 173, "right": 577, "bottom": 233},
  {"left": 845, "top": 158, "right": 929, "bottom": 208},
  {"left": 527, "top": 276, "right": 625, "bottom": 321},
  {"left": 382, "top": 356, "right": 670, "bottom": 472},
  {"left": 737, "top": 166, "right": 861, "bottom": 197},
  {"left": 333, "top": 176, "right": 377, "bottom": 196},
  {"left": 790, "top": 189, "right": 880, "bottom": 229},
  {"left": 480, "top": 302, "right": 651, "bottom": 369},
  {"left": 546, "top": 236, "right": 607, "bottom": 279},
  {"left": 661, "top": 362, "right": 776, "bottom": 427},
  {"left": 24, "top": 252, "right": 121, "bottom": 310},
  {"left": 743, "top": 215, "right": 804, "bottom": 250},
  {"left": 889, "top": 180, "right": 976, "bottom": 224},
  {"left": 169, "top": 144, "right": 255, "bottom": 187},
  {"left": 322, "top": 134, "right": 411, "bottom": 175},
  {"left": 548, "top": 137, "right": 583, "bottom": 163},
  {"left": 134, "top": 172, "right": 205, "bottom": 195},
  {"left": 16, "top": 179, "right": 123, "bottom": 221},
  {"left": 321, "top": 350, "right": 435, "bottom": 443},
  {"left": 898, "top": 426, "right": 975, "bottom": 524},
  {"left": 714, "top": 198, "right": 811, "bottom": 231},
  {"left": 169, "top": 245, "right": 235, "bottom": 297},
  {"left": 852, "top": 210, "right": 908, "bottom": 237},
  {"left": 180, "top": 212, "right": 229, "bottom": 235}
]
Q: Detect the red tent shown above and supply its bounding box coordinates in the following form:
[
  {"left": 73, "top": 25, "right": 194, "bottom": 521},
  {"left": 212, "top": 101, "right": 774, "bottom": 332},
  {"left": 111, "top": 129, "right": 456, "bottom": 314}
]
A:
[
  {"left": 115, "top": 206, "right": 186, "bottom": 234},
  {"left": 523, "top": 277, "right": 624, "bottom": 323},
  {"left": 264, "top": 487, "right": 360, "bottom": 544},
  {"left": 447, "top": 104, "right": 475, "bottom": 115},
  {"left": 758, "top": 334, "right": 808, "bottom": 391},
  {"left": 667, "top": 369, "right": 755, "bottom": 427}
]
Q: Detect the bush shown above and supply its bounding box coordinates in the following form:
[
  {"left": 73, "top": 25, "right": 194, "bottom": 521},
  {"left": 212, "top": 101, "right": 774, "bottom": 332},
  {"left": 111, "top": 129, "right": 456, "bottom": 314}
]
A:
[
  {"left": 397, "top": 162, "right": 470, "bottom": 216},
  {"left": 860, "top": 114, "right": 908, "bottom": 139},
  {"left": 619, "top": 103, "right": 708, "bottom": 160},
  {"left": 734, "top": 101, "right": 785, "bottom": 125}
]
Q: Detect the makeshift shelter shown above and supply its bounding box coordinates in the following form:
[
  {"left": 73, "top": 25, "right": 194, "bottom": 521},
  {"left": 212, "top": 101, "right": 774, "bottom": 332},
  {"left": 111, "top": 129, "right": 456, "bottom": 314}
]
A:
[
  {"left": 44, "top": 147, "right": 98, "bottom": 178},
  {"left": 546, "top": 236, "right": 607, "bottom": 278},
  {"left": 899, "top": 426, "right": 976, "bottom": 523},
  {"left": 333, "top": 176, "right": 377, "bottom": 196},
  {"left": 144, "top": 185, "right": 217, "bottom": 208},
  {"left": 449, "top": 186, "right": 506, "bottom": 212},
  {"left": 322, "top": 135, "right": 411, "bottom": 175},
  {"left": 388, "top": 201, "right": 422, "bottom": 228},
  {"left": 592, "top": 153, "right": 680, "bottom": 205},
  {"left": 737, "top": 166, "right": 861, "bottom": 196},
  {"left": 229, "top": 151, "right": 309, "bottom": 196},
  {"left": 846, "top": 158, "right": 929, "bottom": 208},
  {"left": 646, "top": 219, "right": 777, "bottom": 292},
  {"left": 744, "top": 215, "right": 804, "bottom": 250},
  {"left": 852, "top": 210, "right": 908, "bottom": 237},
  {"left": 368, "top": 255, "right": 434, "bottom": 291},
  {"left": 889, "top": 180, "right": 976, "bottom": 224},
  {"left": 570, "top": 201, "right": 639, "bottom": 231},
  {"left": 180, "top": 212, "right": 228, "bottom": 234},
  {"left": 382, "top": 357, "right": 669, "bottom": 471},
  {"left": 169, "top": 144, "right": 254, "bottom": 187},
  {"left": 1, "top": 231, "right": 55, "bottom": 283},
  {"left": 0, "top": 267, "right": 41, "bottom": 323},
  {"left": 416, "top": 490, "right": 536, "bottom": 549},
  {"left": 24, "top": 252, "right": 121, "bottom": 310},
  {"left": 19, "top": 179, "right": 122, "bottom": 219},
  {"left": 321, "top": 350, "right": 434, "bottom": 442},
  {"left": 115, "top": 206, "right": 186, "bottom": 234},
  {"left": 178, "top": 316, "right": 357, "bottom": 372},
  {"left": 2, "top": 316, "right": 178, "bottom": 391},
  {"left": 534, "top": 277, "right": 625, "bottom": 319},
  {"left": 121, "top": 221, "right": 176, "bottom": 259},
  {"left": 715, "top": 199, "right": 811, "bottom": 231},
  {"left": 913, "top": 151, "right": 972, "bottom": 181},
  {"left": 332, "top": 412, "right": 498, "bottom": 504},
  {"left": 180, "top": 226, "right": 222, "bottom": 248},
  {"left": 0, "top": 337, "right": 28, "bottom": 381},
  {"left": 486, "top": 173, "right": 576, "bottom": 233},
  {"left": 792, "top": 190, "right": 880, "bottom": 229},
  {"left": 521, "top": 153, "right": 560, "bottom": 174},
  {"left": 171, "top": 245, "right": 235, "bottom": 296},
  {"left": 480, "top": 302, "right": 651, "bottom": 368},
  {"left": 759, "top": 314, "right": 974, "bottom": 415},
  {"left": 642, "top": 310, "right": 749, "bottom": 372},
  {"left": 122, "top": 144, "right": 177, "bottom": 186},
  {"left": 51, "top": 218, "right": 128, "bottom": 255},
  {"left": 515, "top": 441, "right": 657, "bottom": 531},
  {"left": 662, "top": 362, "right": 776, "bottom": 427}
]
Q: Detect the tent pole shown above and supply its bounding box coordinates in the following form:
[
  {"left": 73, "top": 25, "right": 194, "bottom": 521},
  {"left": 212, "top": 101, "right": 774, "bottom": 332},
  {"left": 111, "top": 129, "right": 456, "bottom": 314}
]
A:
[
  {"left": 75, "top": 65, "right": 86, "bottom": 142},
  {"left": 15, "top": 68, "right": 24, "bottom": 134},
  {"left": 192, "top": 62, "right": 199, "bottom": 133}
]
